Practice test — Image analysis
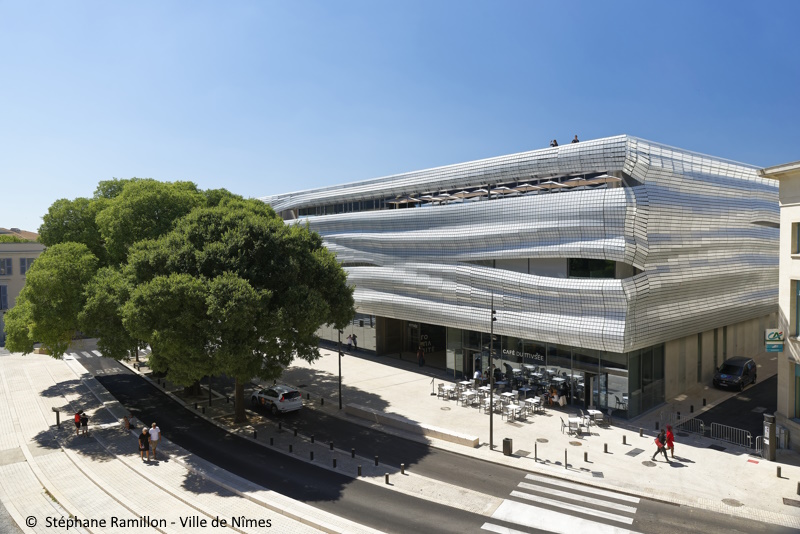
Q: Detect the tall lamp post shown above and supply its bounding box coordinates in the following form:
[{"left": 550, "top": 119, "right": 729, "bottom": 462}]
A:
[
  {"left": 338, "top": 329, "right": 344, "bottom": 410},
  {"left": 489, "top": 293, "right": 497, "bottom": 450}
]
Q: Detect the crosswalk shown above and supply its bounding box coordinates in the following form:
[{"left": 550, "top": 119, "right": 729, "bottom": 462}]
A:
[{"left": 482, "top": 473, "right": 641, "bottom": 534}]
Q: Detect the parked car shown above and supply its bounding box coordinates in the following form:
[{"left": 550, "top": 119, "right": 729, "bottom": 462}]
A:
[
  {"left": 713, "top": 357, "right": 757, "bottom": 391},
  {"left": 251, "top": 385, "right": 302, "bottom": 415}
]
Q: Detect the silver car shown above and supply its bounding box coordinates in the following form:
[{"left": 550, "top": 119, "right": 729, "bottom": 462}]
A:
[{"left": 251, "top": 385, "right": 303, "bottom": 415}]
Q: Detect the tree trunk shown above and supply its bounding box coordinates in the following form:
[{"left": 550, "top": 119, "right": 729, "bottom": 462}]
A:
[
  {"left": 234, "top": 377, "right": 247, "bottom": 424},
  {"left": 183, "top": 380, "right": 201, "bottom": 397}
]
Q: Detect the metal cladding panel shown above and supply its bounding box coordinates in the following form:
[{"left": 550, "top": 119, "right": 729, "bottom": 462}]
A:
[{"left": 266, "top": 136, "right": 778, "bottom": 353}]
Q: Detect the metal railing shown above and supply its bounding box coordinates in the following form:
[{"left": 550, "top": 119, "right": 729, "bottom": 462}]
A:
[
  {"left": 675, "top": 418, "right": 706, "bottom": 436},
  {"left": 711, "top": 422, "right": 753, "bottom": 449},
  {"left": 755, "top": 435, "right": 764, "bottom": 457}
]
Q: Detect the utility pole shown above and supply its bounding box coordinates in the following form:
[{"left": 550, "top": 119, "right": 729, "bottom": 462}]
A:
[
  {"left": 338, "top": 329, "right": 344, "bottom": 410},
  {"left": 489, "top": 293, "right": 497, "bottom": 450}
]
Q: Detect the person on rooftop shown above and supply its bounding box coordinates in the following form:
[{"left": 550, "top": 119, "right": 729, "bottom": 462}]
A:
[
  {"left": 571, "top": 135, "right": 579, "bottom": 143},
  {"left": 550, "top": 139, "right": 558, "bottom": 147}
]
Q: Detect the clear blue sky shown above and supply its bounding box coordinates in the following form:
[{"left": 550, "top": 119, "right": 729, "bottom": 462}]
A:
[{"left": 2, "top": 1, "right": 798, "bottom": 233}]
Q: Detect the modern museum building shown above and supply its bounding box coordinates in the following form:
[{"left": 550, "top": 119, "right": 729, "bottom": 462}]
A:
[{"left": 262, "top": 135, "right": 778, "bottom": 418}]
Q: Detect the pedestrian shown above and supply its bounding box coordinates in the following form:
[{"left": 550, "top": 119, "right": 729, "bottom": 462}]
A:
[
  {"left": 139, "top": 427, "right": 150, "bottom": 461},
  {"left": 652, "top": 429, "right": 669, "bottom": 462},
  {"left": 346, "top": 334, "right": 353, "bottom": 351},
  {"left": 550, "top": 139, "right": 559, "bottom": 147},
  {"left": 80, "top": 411, "right": 89, "bottom": 436},
  {"left": 149, "top": 422, "right": 161, "bottom": 460},
  {"left": 571, "top": 135, "right": 580, "bottom": 144},
  {"left": 666, "top": 424, "right": 675, "bottom": 458},
  {"left": 417, "top": 346, "right": 425, "bottom": 367},
  {"left": 473, "top": 368, "right": 483, "bottom": 388},
  {"left": 74, "top": 411, "right": 81, "bottom": 436},
  {"left": 351, "top": 333, "right": 358, "bottom": 351}
]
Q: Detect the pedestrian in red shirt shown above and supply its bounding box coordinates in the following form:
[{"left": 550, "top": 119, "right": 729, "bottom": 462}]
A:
[{"left": 666, "top": 425, "right": 675, "bottom": 459}]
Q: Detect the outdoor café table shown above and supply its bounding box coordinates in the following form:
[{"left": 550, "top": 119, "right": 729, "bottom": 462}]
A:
[
  {"left": 503, "top": 403, "right": 520, "bottom": 422},
  {"left": 518, "top": 386, "right": 532, "bottom": 398},
  {"left": 459, "top": 380, "right": 472, "bottom": 387},
  {"left": 587, "top": 409, "right": 603, "bottom": 424},
  {"left": 501, "top": 392, "right": 515, "bottom": 401},
  {"left": 495, "top": 380, "right": 508, "bottom": 390},
  {"left": 531, "top": 372, "right": 543, "bottom": 378},
  {"left": 442, "top": 384, "right": 455, "bottom": 398},
  {"left": 525, "top": 397, "right": 542, "bottom": 414},
  {"left": 551, "top": 377, "right": 566, "bottom": 384},
  {"left": 522, "top": 364, "right": 536, "bottom": 371},
  {"left": 461, "top": 389, "right": 479, "bottom": 407}
]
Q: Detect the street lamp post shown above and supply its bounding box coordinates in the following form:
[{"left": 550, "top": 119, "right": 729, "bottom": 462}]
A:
[
  {"left": 489, "top": 293, "right": 497, "bottom": 450},
  {"left": 338, "top": 329, "right": 344, "bottom": 410}
]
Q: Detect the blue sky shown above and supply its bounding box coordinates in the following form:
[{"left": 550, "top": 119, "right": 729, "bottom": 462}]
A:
[{"left": 2, "top": 1, "right": 798, "bottom": 233}]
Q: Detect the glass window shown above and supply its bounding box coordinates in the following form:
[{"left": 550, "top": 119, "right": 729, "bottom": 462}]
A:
[
  {"left": 20, "top": 258, "right": 35, "bottom": 275},
  {"left": 0, "top": 258, "right": 11, "bottom": 275},
  {"left": 0, "top": 285, "right": 7, "bottom": 309},
  {"left": 568, "top": 258, "right": 616, "bottom": 278}
]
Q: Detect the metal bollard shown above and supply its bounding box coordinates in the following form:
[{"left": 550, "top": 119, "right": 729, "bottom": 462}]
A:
[
  {"left": 401, "top": 463, "right": 405, "bottom": 474},
  {"left": 655, "top": 422, "right": 659, "bottom": 430},
  {"left": 797, "top": 482, "right": 799, "bottom": 495},
  {"left": 294, "top": 428, "right": 298, "bottom": 437},
  {"left": 289, "top": 444, "right": 293, "bottom": 453},
  {"left": 307, "top": 393, "right": 310, "bottom": 400},
  {"left": 253, "top": 430, "right": 257, "bottom": 439},
  {"left": 703, "top": 398, "right": 706, "bottom": 406},
  {"left": 639, "top": 428, "right": 643, "bottom": 437},
  {"left": 310, "top": 451, "right": 314, "bottom": 461},
  {"left": 226, "top": 395, "right": 229, "bottom": 403},
  {"left": 330, "top": 442, "right": 334, "bottom": 451},
  {"left": 358, "top": 465, "right": 362, "bottom": 477},
  {"left": 564, "top": 449, "right": 567, "bottom": 469},
  {"left": 351, "top": 448, "right": 355, "bottom": 459},
  {"left": 604, "top": 443, "right": 608, "bottom": 453},
  {"left": 333, "top": 459, "right": 337, "bottom": 468},
  {"left": 777, "top": 466, "right": 782, "bottom": 478},
  {"left": 311, "top": 435, "right": 315, "bottom": 444},
  {"left": 375, "top": 455, "right": 379, "bottom": 466},
  {"left": 623, "top": 435, "right": 627, "bottom": 445},
  {"left": 385, "top": 473, "right": 389, "bottom": 484},
  {"left": 534, "top": 443, "right": 537, "bottom": 462},
  {"left": 194, "top": 402, "right": 198, "bottom": 410},
  {"left": 321, "top": 398, "right": 324, "bottom": 406},
  {"left": 690, "top": 405, "right": 694, "bottom": 413},
  {"left": 278, "top": 422, "right": 282, "bottom": 430},
  {"left": 270, "top": 437, "right": 274, "bottom": 446},
  {"left": 584, "top": 452, "right": 588, "bottom": 462},
  {"left": 677, "top": 411, "right": 680, "bottom": 420},
  {"left": 202, "top": 407, "right": 205, "bottom": 414}
]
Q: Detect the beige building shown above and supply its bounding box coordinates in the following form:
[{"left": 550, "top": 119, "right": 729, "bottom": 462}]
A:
[
  {"left": 760, "top": 161, "right": 800, "bottom": 450},
  {"left": 0, "top": 228, "right": 45, "bottom": 345}
]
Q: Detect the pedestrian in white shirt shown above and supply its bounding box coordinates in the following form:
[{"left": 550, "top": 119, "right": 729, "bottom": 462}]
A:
[{"left": 149, "top": 423, "right": 161, "bottom": 460}]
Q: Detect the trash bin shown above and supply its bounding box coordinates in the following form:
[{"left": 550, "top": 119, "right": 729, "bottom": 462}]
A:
[{"left": 503, "top": 438, "right": 513, "bottom": 456}]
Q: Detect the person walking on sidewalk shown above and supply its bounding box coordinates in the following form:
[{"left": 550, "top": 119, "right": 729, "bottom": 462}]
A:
[
  {"left": 74, "top": 411, "right": 82, "bottom": 436},
  {"left": 652, "top": 429, "right": 669, "bottom": 462},
  {"left": 351, "top": 333, "right": 358, "bottom": 351},
  {"left": 346, "top": 334, "right": 353, "bottom": 352},
  {"left": 139, "top": 427, "right": 150, "bottom": 461},
  {"left": 149, "top": 423, "right": 161, "bottom": 460},
  {"left": 80, "top": 411, "right": 89, "bottom": 436},
  {"left": 417, "top": 346, "right": 425, "bottom": 367},
  {"left": 665, "top": 424, "right": 675, "bottom": 458}
]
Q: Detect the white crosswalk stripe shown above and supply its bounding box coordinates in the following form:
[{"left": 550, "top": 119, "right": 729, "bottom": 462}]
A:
[
  {"left": 80, "top": 351, "right": 94, "bottom": 358},
  {"left": 482, "top": 473, "right": 641, "bottom": 534},
  {"left": 91, "top": 350, "right": 103, "bottom": 357}
]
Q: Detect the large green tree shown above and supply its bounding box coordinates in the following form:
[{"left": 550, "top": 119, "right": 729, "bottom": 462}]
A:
[
  {"left": 122, "top": 199, "right": 354, "bottom": 422},
  {"left": 4, "top": 243, "right": 98, "bottom": 356}
]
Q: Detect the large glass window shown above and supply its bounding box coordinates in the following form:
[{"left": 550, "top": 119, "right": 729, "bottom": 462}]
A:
[
  {"left": 0, "top": 285, "right": 7, "bottom": 309},
  {"left": 0, "top": 258, "right": 11, "bottom": 275},
  {"left": 568, "top": 258, "right": 615, "bottom": 278}
]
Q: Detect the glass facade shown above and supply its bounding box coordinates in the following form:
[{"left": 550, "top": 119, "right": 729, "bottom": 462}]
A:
[{"left": 443, "top": 325, "right": 663, "bottom": 418}]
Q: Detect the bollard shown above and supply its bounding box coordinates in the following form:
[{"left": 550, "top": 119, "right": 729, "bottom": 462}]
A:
[
  {"left": 351, "top": 448, "right": 355, "bottom": 459},
  {"left": 604, "top": 443, "right": 608, "bottom": 453},
  {"left": 294, "top": 428, "right": 298, "bottom": 437},
  {"left": 639, "top": 428, "right": 643, "bottom": 437},
  {"left": 226, "top": 395, "right": 229, "bottom": 404},
  {"left": 321, "top": 398, "right": 324, "bottom": 406},
  {"left": 655, "top": 421, "right": 659, "bottom": 430},
  {"left": 270, "top": 437, "right": 274, "bottom": 446},
  {"left": 310, "top": 451, "right": 314, "bottom": 461},
  {"left": 194, "top": 402, "right": 198, "bottom": 410},
  {"left": 202, "top": 407, "right": 205, "bottom": 414},
  {"left": 534, "top": 443, "right": 537, "bottom": 462},
  {"left": 623, "top": 435, "right": 627, "bottom": 445},
  {"left": 777, "top": 466, "right": 782, "bottom": 478},
  {"left": 797, "top": 482, "right": 799, "bottom": 495},
  {"left": 311, "top": 435, "right": 315, "bottom": 444},
  {"left": 690, "top": 405, "right": 693, "bottom": 413},
  {"left": 401, "top": 463, "right": 405, "bottom": 475},
  {"left": 307, "top": 393, "right": 310, "bottom": 400},
  {"left": 375, "top": 455, "right": 379, "bottom": 466},
  {"left": 289, "top": 444, "right": 293, "bottom": 453},
  {"left": 703, "top": 398, "right": 706, "bottom": 406},
  {"left": 330, "top": 442, "right": 334, "bottom": 451},
  {"left": 564, "top": 449, "right": 567, "bottom": 469},
  {"left": 253, "top": 430, "right": 257, "bottom": 439},
  {"left": 677, "top": 412, "right": 680, "bottom": 420},
  {"left": 584, "top": 452, "right": 588, "bottom": 462},
  {"left": 278, "top": 422, "right": 282, "bottom": 430},
  {"left": 333, "top": 458, "right": 337, "bottom": 468},
  {"left": 358, "top": 465, "right": 362, "bottom": 477},
  {"left": 385, "top": 473, "right": 389, "bottom": 484}
]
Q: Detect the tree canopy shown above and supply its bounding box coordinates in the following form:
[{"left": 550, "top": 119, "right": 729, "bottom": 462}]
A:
[{"left": 5, "top": 179, "right": 355, "bottom": 423}]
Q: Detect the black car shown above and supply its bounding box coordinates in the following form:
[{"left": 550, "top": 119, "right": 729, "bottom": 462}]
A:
[{"left": 713, "top": 357, "right": 757, "bottom": 391}]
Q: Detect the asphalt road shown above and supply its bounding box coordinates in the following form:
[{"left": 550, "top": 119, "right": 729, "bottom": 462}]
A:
[
  {"left": 72, "top": 352, "right": 793, "bottom": 534},
  {"left": 694, "top": 375, "right": 777, "bottom": 441}
]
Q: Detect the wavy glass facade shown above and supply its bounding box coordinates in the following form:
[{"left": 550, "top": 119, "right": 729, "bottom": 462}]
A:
[{"left": 262, "top": 135, "right": 778, "bottom": 416}]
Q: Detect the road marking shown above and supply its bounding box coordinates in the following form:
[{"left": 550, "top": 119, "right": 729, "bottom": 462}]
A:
[
  {"left": 524, "top": 473, "right": 640, "bottom": 503},
  {"left": 490, "top": 500, "right": 641, "bottom": 534},
  {"left": 81, "top": 351, "right": 94, "bottom": 358},
  {"left": 510, "top": 490, "right": 634, "bottom": 524},
  {"left": 517, "top": 481, "right": 638, "bottom": 513},
  {"left": 481, "top": 523, "right": 528, "bottom": 534},
  {"left": 91, "top": 350, "right": 103, "bottom": 357}
]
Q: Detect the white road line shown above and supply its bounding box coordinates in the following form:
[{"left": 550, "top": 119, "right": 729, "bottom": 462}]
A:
[
  {"left": 524, "top": 473, "right": 640, "bottom": 503},
  {"left": 81, "top": 351, "right": 94, "bottom": 358},
  {"left": 491, "top": 500, "right": 641, "bottom": 534},
  {"left": 91, "top": 350, "right": 102, "bottom": 357},
  {"left": 517, "top": 482, "right": 638, "bottom": 513},
  {"left": 510, "top": 490, "right": 634, "bottom": 524}
]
